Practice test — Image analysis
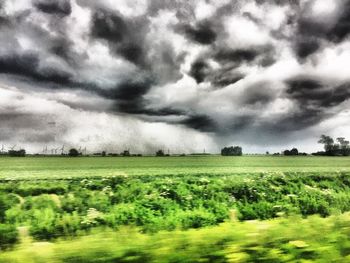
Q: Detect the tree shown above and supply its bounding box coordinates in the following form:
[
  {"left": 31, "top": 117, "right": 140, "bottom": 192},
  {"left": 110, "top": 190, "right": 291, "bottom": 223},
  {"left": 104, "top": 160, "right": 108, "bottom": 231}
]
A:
[
  {"left": 122, "top": 150, "right": 130, "bottom": 157},
  {"left": 68, "top": 148, "right": 79, "bottom": 157},
  {"left": 318, "top": 135, "right": 334, "bottom": 153},
  {"left": 290, "top": 148, "right": 299, "bottom": 155},
  {"left": 101, "top": 151, "right": 106, "bottom": 157},
  {"left": 337, "top": 137, "right": 350, "bottom": 156},
  {"left": 8, "top": 149, "right": 25, "bottom": 157},
  {"left": 283, "top": 150, "right": 291, "bottom": 156},
  {"left": 283, "top": 148, "right": 298, "bottom": 156},
  {"left": 221, "top": 146, "right": 242, "bottom": 156},
  {"left": 156, "top": 150, "right": 165, "bottom": 156},
  {"left": 316, "top": 135, "right": 350, "bottom": 156}
]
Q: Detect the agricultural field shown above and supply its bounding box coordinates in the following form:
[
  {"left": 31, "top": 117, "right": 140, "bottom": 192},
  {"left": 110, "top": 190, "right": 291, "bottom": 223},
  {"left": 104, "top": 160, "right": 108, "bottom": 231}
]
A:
[
  {"left": 1, "top": 156, "right": 350, "bottom": 262},
  {"left": 1, "top": 155, "right": 350, "bottom": 179}
]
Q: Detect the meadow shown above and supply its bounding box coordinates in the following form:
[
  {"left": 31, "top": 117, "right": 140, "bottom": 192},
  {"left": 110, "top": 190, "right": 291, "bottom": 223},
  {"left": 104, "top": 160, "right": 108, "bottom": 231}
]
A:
[{"left": 1, "top": 156, "right": 350, "bottom": 262}]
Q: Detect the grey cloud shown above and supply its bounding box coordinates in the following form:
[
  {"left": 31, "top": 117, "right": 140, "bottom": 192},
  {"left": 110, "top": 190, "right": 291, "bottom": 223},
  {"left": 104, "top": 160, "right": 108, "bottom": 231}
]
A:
[
  {"left": 180, "top": 115, "right": 217, "bottom": 133},
  {"left": 90, "top": 8, "right": 149, "bottom": 67},
  {"left": 189, "top": 60, "right": 210, "bottom": 84},
  {"left": 0, "top": 53, "right": 73, "bottom": 85},
  {"left": 33, "top": 0, "right": 72, "bottom": 16},
  {"left": 286, "top": 77, "right": 350, "bottom": 108},
  {"left": 0, "top": 112, "right": 58, "bottom": 143},
  {"left": 293, "top": 0, "right": 350, "bottom": 59},
  {"left": 1, "top": 0, "right": 350, "bottom": 152},
  {"left": 178, "top": 20, "right": 217, "bottom": 45}
]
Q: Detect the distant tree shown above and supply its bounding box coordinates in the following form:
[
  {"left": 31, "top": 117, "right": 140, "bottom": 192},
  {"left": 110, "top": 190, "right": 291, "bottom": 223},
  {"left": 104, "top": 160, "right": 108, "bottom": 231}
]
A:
[
  {"left": 122, "top": 150, "right": 130, "bottom": 157},
  {"left": 68, "top": 148, "right": 79, "bottom": 157},
  {"left": 101, "top": 151, "right": 106, "bottom": 157},
  {"left": 266, "top": 151, "right": 270, "bottom": 155},
  {"left": 221, "top": 146, "right": 242, "bottom": 156},
  {"left": 156, "top": 150, "right": 165, "bottom": 156},
  {"left": 8, "top": 149, "right": 26, "bottom": 157},
  {"left": 283, "top": 148, "right": 299, "bottom": 156},
  {"left": 337, "top": 137, "right": 350, "bottom": 156},
  {"left": 318, "top": 135, "right": 334, "bottom": 153},
  {"left": 312, "top": 151, "right": 326, "bottom": 156},
  {"left": 290, "top": 148, "right": 299, "bottom": 155},
  {"left": 283, "top": 150, "right": 291, "bottom": 156}
]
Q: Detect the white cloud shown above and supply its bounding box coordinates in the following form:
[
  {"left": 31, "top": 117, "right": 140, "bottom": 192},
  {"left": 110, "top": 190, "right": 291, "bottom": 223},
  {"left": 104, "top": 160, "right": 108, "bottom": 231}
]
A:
[{"left": 224, "top": 16, "right": 271, "bottom": 47}]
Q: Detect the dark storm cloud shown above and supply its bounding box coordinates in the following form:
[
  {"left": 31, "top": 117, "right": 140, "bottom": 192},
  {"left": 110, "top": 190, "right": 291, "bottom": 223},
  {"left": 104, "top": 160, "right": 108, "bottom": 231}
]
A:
[
  {"left": 211, "top": 72, "right": 245, "bottom": 87},
  {"left": 295, "top": 38, "right": 320, "bottom": 59},
  {"left": 179, "top": 20, "right": 217, "bottom": 45},
  {"left": 294, "top": 0, "right": 350, "bottom": 59},
  {"left": 0, "top": 53, "right": 73, "bottom": 85},
  {"left": 265, "top": 108, "right": 326, "bottom": 134},
  {"left": 254, "top": 0, "right": 299, "bottom": 5},
  {"left": 90, "top": 8, "right": 148, "bottom": 67},
  {"left": 214, "top": 49, "right": 258, "bottom": 64},
  {"left": 89, "top": 6, "right": 184, "bottom": 85},
  {"left": 189, "top": 60, "right": 210, "bottom": 83},
  {"left": 188, "top": 45, "right": 275, "bottom": 86},
  {"left": 180, "top": 115, "right": 217, "bottom": 132},
  {"left": 228, "top": 115, "right": 256, "bottom": 132},
  {"left": 286, "top": 77, "right": 350, "bottom": 108},
  {"left": 294, "top": 18, "right": 325, "bottom": 59},
  {"left": 34, "top": 0, "right": 72, "bottom": 16},
  {"left": 213, "top": 45, "right": 276, "bottom": 67},
  {"left": 91, "top": 10, "right": 127, "bottom": 43},
  {"left": 100, "top": 80, "right": 153, "bottom": 101},
  {"left": 328, "top": 1, "right": 350, "bottom": 43},
  {"left": 266, "top": 76, "right": 350, "bottom": 133},
  {"left": 242, "top": 82, "right": 276, "bottom": 105},
  {"left": 0, "top": 14, "right": 9, "bottom": 27},
  {"left": 96, "top": 79, "right": 154, "bottom": 114},
  {"left": 49, "top": 38, "right": 81, "bottom": 67}
]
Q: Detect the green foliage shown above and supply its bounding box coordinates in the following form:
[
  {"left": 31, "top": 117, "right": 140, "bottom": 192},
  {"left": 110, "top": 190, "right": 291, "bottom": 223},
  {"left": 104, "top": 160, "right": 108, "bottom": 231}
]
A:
[
  {"left": 1, "top": 171, "right": 350, "bottom": 245},
  {"left": 2, "top": 214, "right": 350, "bottom": 262},
  {"left": 0, "top": 224, "right": 18, "bottom": 249},
  {"left": 1, "top": 157, "right": 350, "bottom": 260}
]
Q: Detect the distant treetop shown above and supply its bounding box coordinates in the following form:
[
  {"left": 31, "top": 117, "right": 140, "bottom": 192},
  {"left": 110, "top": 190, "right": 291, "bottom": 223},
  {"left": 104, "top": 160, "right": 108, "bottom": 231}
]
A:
[{"left": 221, "top": 146, "right": 242, "bottom": 156}]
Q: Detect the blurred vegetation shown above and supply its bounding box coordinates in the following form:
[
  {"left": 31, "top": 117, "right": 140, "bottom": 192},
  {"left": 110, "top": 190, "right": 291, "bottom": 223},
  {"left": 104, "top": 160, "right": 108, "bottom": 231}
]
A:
[
  {"left": 1, "top": 171, "right": 350, "bottom": 246},
  {"left": 2, "top": 213, "right": 350, "bottom": 262}
]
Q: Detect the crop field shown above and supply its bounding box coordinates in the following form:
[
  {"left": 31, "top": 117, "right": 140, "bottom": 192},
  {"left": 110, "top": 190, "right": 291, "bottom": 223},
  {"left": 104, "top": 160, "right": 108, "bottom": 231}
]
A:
[
  {"left": 1, "top": 156, "right": 350, "bottom": 262},
  {"left": 1, "top": 155, "right": 350, "bottom": 179}
]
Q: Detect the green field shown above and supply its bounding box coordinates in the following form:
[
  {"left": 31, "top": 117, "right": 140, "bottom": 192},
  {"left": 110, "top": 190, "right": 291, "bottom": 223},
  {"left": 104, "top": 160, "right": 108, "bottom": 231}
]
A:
[
  {"left": 1, "top": 156, "right": 350, "bottom": 262},
  {"left": 1, "top": 156, "right": 350, "bottom": 179}
]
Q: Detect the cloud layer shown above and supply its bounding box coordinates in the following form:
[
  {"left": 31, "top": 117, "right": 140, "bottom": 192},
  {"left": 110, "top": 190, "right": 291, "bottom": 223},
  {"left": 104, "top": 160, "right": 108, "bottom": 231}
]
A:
[{"left": 0, "top": 0, "right": 350, "bottom": 153}]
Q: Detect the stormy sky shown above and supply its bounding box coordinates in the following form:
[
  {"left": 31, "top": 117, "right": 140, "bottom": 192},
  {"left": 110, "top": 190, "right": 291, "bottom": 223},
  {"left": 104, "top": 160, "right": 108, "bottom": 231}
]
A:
[{"left": 0, "top": 0, "right": 350, "bottom": 154}]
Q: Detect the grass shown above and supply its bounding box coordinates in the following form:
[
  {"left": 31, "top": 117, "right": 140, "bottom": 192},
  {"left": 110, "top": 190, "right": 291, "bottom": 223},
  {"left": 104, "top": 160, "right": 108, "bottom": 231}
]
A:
[{"left": 1, "top": 156, "right": 350, "bottom": 179}]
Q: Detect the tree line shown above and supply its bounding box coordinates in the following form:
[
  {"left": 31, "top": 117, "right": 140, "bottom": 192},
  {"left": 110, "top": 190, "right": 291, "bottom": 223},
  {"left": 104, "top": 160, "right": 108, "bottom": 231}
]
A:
[
  {"left": 316, "top": 135, "right": 350, "bottom": 156},
  {"left": 1, "top": 134, "right": 350, "bottom": 157}
]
